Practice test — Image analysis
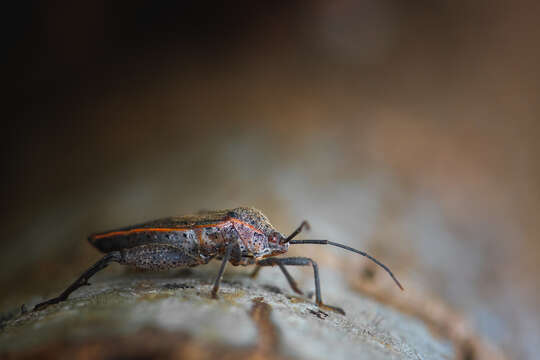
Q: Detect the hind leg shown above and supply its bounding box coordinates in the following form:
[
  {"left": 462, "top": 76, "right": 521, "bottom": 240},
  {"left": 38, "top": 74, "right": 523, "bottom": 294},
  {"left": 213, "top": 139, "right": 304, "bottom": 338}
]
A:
[
  {"left": 34, "top": 244, "right": 201, "bottom": 312},
  {"left": 34, "top": 252, "right": 122, "bottom": 311}
]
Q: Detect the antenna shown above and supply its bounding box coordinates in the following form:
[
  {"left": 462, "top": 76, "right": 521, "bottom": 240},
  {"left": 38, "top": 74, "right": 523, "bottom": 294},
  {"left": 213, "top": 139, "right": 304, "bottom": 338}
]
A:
[
  {"left": 290, "top": 239, "right": 404, "bottom": 290},
  {"left": 283, "top": 220, "right": 310, "bottom": 243}
]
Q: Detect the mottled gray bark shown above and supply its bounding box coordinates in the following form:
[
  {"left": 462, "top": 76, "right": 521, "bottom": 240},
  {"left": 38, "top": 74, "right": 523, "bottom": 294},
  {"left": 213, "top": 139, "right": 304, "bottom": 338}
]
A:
[{"left": 1, "top": 267, "right": 456, "bottom": 360}]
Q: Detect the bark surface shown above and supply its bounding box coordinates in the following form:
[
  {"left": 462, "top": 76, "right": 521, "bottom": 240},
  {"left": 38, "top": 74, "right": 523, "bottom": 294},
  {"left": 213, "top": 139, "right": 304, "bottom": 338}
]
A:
[{"left": 1, "top": 267, "right": 455, "bottom": 360}]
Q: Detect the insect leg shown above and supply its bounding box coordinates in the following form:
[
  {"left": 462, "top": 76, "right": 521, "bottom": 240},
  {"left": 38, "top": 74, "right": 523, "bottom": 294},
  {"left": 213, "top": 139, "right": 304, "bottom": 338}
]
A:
[
  {"left": 33, "top": 252, "right": 122, "bottom": 312},
  {"left": 250, "top": 262, "right": 303, "bottom": 295},
  {"left": 211, "top": 242, "right": 234, "bottom": 298},
  {"left": 256, "top": 257, "right": 345, "bottom": 315},
  {"left": 249, "top": 265, "right": 262, "bottom": 278}
]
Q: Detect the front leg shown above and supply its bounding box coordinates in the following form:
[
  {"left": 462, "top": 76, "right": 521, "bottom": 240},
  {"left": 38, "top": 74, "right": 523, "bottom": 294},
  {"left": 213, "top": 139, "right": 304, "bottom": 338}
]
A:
[
  {"left": 250, "top": 263, "right": 303, "bottom": 295},
  {"left": 256, "top": 257, "right": 345, "bottom": 315}
]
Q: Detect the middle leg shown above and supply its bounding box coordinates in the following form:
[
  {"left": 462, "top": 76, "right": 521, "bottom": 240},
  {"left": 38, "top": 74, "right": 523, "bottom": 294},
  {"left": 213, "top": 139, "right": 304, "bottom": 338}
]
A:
[{"left": 211, "top": 242, "right": 234, "bottom": 298}]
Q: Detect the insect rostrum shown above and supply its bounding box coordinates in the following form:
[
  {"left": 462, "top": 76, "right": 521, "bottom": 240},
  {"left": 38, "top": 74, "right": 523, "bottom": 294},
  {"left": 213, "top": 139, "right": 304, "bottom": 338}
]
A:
[{"left": 33, "top": 207, "right": 403, "bottom": 314}]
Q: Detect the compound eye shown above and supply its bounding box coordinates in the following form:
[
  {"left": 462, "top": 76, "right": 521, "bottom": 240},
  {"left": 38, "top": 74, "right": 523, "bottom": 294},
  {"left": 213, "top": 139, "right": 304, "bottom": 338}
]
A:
[
  {"left": 276, "top": 233, "right": 286, "bottom": 244},
  {"left": 268, "top": 232, "right": 279, "bottom": 244}
]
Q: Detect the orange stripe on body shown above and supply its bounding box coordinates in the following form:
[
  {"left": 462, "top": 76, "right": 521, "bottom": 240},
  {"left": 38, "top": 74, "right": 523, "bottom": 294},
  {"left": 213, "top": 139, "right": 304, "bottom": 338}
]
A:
[
  {"left": 230, "top": 218, "right": 261, "bottom": 232},
  {"left": 91, "top": 218, "right": 261, "bottom": 240}
]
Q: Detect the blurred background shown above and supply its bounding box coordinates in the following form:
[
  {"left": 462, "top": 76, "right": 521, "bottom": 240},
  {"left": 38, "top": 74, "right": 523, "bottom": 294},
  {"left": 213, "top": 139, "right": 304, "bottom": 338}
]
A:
[{"left": 4, "top": 1, "right": 540, "bottom": 359}]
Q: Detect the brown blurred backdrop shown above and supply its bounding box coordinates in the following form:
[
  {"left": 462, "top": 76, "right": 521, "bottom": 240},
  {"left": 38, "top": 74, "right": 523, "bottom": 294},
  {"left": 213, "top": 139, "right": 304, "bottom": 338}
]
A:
[{"left": 4, "top": 1, "right": 540, "bottom": 359}]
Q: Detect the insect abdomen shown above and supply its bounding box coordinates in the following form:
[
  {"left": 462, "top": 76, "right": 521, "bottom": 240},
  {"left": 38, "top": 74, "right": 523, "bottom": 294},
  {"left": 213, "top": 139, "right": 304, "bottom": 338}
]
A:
[{"left": 120, "top": 244, "right": 201, "bottom": 270}]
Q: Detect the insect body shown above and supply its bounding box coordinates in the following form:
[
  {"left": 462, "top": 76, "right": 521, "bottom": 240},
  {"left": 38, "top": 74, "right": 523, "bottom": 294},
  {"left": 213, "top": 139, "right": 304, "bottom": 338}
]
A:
[{"left": 33, "top": 207, "right": 403, "bottom": 314}]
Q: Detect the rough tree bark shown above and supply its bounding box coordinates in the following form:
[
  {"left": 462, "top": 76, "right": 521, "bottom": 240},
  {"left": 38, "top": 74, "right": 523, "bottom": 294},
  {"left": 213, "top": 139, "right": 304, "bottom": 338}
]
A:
[{"left": 0, "top": 264, "right": 503, "bottom": 360}]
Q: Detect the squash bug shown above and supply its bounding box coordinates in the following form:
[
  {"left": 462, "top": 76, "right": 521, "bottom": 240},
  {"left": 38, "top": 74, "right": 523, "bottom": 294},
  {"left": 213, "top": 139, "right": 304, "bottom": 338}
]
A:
[{"left": 33, "top": 207, "right": 403, "bottom": 314}]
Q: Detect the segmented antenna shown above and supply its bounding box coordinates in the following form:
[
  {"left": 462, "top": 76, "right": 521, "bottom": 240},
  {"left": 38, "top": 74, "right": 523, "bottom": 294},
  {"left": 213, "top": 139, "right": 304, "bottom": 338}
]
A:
[
  {"left": 289, "top": 239, "right": 404, "bottom": 290},
  {"left": 283, "top": 220, "right": 310, "bottom": 243}
]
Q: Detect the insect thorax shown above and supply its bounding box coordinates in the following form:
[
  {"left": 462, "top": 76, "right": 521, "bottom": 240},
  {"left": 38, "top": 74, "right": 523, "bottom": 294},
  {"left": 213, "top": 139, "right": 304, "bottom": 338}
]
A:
[
  {"left": 226, "top": 207, "right": 288, "bottom": 262},
  {"left": 227, "top": 207, "right": 276, "bottom": 235}
]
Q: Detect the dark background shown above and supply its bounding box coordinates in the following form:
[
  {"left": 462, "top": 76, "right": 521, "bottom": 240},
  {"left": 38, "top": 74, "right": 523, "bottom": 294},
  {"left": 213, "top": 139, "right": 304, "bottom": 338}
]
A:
[{"left": 4, "top": 2, "right": 540, "bottom": 359}]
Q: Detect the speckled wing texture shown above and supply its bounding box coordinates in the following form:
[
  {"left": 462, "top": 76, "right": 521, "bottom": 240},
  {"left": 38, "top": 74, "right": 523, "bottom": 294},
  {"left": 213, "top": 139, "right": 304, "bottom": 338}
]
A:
[
  {"left": 88, "top": 209, "right": 231, "bottom": 252},
  {"left": 105, "top": 209, "right": 233, "bottom": 231},
  {"left": 87, "top": 207, "right": 277, "bottom": 254},
  {"left": 228, "top": 207, "right": 276, "bottom": 235}
]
